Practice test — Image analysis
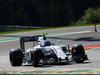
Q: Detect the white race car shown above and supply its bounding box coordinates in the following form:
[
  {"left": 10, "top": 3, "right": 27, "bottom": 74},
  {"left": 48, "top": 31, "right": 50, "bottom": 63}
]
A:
[{"left": 9, "top": 34, "right": 88, "bottom": 67}]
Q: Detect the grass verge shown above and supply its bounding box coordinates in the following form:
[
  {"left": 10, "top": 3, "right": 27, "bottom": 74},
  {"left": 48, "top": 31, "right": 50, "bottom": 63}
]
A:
[{"left": 0, "top": 24, "right": 99, "bottom": 34}]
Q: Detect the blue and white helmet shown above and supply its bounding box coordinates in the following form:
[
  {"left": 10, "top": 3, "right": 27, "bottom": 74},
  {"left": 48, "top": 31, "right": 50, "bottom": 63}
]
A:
[{"left": 44, "top": 41, "right": 51, "bottom": 46}]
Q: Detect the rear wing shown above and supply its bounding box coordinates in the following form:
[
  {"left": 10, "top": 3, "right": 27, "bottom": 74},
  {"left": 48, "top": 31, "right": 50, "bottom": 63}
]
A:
[
  {"left": 20, "top": 33, "right": 47, "bottom": 52},
  {"left": 20, "top": 35, "right": 40, "bottom": 52}
]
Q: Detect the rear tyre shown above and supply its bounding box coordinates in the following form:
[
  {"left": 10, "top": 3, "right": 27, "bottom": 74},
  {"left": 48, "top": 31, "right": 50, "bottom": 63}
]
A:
[
  {"left": 31, "top": 49, "right": 44, "bottom": 67},
  {"left": 72, "top": 44, "right": 87, "bottom": 63},
  {"left": 9, "top": 49, "right": 23, "bottom": 66}
]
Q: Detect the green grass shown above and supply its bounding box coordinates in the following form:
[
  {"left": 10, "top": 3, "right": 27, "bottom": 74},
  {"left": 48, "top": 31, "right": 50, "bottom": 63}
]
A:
[{"left": 0, "top": 24, "right": 100, "bottom": 34}]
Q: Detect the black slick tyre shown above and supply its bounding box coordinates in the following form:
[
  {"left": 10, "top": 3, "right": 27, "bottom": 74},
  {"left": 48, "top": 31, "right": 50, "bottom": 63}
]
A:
[
  {"left": 32, "top": 49, "right": 44, "bottom": 67},
  {"left": 72, "top": 44, "right": 85, "bottom": 55},
  {"left": 72, "top": 44, "right": 86, "bottom": 63},
  {"left": 9, "top": 49, "right": 23, "bottom": 66}
]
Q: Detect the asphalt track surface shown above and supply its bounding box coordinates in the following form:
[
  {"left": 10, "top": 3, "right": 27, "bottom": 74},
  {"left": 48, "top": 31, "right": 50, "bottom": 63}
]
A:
[{"left": 0, "top": 26, "right": 100, "bottom": 74}]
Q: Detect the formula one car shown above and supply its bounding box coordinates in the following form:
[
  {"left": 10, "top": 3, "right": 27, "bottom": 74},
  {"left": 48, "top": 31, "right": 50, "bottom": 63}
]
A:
[{"left": 9, "top": 33, "right": 88, "bottom": 67}]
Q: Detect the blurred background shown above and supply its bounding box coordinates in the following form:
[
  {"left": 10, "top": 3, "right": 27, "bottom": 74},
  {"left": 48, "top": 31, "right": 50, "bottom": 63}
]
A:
[{"left": 0, "top": 0, "right": 100, "bottom": 32}]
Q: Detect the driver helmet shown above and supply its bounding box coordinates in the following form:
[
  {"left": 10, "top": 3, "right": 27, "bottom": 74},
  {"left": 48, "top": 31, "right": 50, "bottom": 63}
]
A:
[{"left": 44, "top": 40, "right": 51, "bottom": 46}]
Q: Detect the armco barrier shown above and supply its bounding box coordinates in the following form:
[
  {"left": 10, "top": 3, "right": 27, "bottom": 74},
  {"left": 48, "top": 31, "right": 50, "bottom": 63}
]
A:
[{"left": 0, "top": 25, "right": 42, "bottom": 32}]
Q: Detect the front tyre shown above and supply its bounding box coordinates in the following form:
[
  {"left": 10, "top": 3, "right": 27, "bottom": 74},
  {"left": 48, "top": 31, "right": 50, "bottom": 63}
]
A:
[
  {"left": 9, "top": 49, "right": 23, "bottom": 66},
  {"left": 72, "top": 44, "right": 88, "bottom": 63}
]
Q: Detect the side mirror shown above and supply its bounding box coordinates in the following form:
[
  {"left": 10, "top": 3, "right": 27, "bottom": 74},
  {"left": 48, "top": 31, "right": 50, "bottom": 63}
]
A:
[{"left": 57, "top": 40, "right": 62, "bottom": 44}]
